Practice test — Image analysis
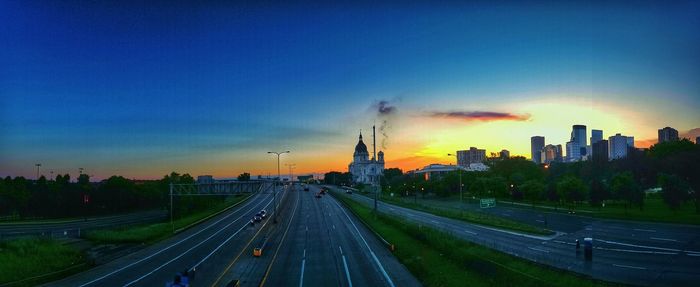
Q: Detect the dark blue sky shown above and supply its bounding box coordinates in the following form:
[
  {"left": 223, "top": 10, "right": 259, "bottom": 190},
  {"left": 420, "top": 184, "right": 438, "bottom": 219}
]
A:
[{"left": 2, "top": 1, "right": 699, "bottom": 178}]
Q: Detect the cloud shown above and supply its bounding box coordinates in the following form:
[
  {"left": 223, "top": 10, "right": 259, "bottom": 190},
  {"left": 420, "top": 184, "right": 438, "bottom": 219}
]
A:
[
  {"left": 427, "top": 111, "right": 531, "bottom": 122},
  {"left": 376, "top": 100, "right": 396, "bottom": 115}
]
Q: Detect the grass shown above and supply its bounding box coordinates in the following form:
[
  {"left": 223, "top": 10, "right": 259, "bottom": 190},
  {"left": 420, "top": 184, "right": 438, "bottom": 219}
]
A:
[
  {"left": 505, "top": 195, "right": 700, "bottom": 225},
  {"left": 84, "top": 194, "right": 251, "bottom": 244},
  {"left": 0, "top": 238, "right": 88, "bottom": 287},
  {"left": 332, "top": 190, "right": 618, "bottom": 287},
  {"left": 365, "top": 191, "right": 552, "bottom": 236}
]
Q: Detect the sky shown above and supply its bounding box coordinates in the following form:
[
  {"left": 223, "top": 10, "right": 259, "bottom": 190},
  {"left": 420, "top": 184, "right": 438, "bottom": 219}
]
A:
[{"left": 1, "top": 1, "right": 699, "bottom": 180}]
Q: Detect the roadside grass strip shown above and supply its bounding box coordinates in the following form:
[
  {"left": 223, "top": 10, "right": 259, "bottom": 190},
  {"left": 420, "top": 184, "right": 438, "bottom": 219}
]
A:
[{"left": 332, "top": 191, "right": 620, "bottom": 287}]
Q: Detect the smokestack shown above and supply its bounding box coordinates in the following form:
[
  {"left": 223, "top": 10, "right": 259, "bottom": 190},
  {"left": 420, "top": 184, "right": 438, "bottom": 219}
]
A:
[{"left": 373, "top": 125, "right": 377, "bottom": 162}]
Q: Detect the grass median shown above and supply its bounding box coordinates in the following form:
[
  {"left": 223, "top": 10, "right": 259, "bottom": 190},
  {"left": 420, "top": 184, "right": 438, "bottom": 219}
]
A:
[
  {"left": 363, "top": 191, "right": 552, "bottom": 236},
  {"left": 0, "top": 238, "right": 87, "bottom": 287},
  {"left": 332, "top": 190, "right": 617, "bottom": 287},
  {"left": 84, "top": 194, "right": 252, "bottom": 244}
]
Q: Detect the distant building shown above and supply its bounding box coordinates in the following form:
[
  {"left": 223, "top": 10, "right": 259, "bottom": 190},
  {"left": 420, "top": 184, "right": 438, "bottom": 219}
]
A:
[
  {"left": 568, "top": 125, "right": 587, "bottom": 160},
  {"left": 697, "top": 136, "right": 700, "bottom": 144},
  {"left": 500, "top": 149, "right": 510, "bottom": 159},
  {"left": 590, "top": 129, "right": 603, "bottom": 145},
  {"left": 592, "top": 140, "right": 609, "bottom": 162},
  {"left": 410, "top": 164, "right": 465, "bottom": 181},
  {"left": 609, "top": 133, "right": 633, "bottom": 160},
  {"left": 456, "top": 147, "right": 486, "bottom": 167},
  {"left": 541, "top": 144, "right": 561, "bottom": 164},
  {"left": 658, "top": 127, "right": 679, "bottom": 143},
  {"left": 348, "top": 131, "right": 384, "bottom": 184},
  {"left": 565, "top": 141, "right": 581, "bottom": 162},
  {"left": 530, "top": 136, "right": 545, "bottom": 164}
]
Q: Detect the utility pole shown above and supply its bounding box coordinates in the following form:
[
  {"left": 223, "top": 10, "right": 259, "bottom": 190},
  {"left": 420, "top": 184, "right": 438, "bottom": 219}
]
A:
[
  {"left": 285, "top": 163, "right": 296, "bottom": 183},
  {"left": 35, "top": 163, "right": 41, "bottom": 180},
  {"left": 268, "top": 151, "right": 290, "bottom": 223}
]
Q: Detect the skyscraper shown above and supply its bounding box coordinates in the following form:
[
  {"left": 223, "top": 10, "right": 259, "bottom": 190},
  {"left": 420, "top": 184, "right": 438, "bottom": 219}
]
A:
[
  {"left": 592, "top": 140, "right": 609, "bottom": 162},
  {"left": 530, "top": 136, "right": 545, "bottom": 164},
  {"left": 658, "top": 127, "right": 679, "bottom": 143},
  {"left": 570, "top": 125, "right": 587, "bottom": 159},
  {"left": 541, "top": 144, "right": 561, "bottom": 164},
  {"left": 590, "top": 129, "right": 603, "bottom": 145},
  {"left": 609, "top": 133, "right": 631, "bottom": 160},
  {"left": 566, "top": 141, "right": 581, "bottom": 162}
]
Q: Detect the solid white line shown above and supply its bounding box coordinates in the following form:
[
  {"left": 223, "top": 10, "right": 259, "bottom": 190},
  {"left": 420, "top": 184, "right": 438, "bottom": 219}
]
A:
[
  {"left": 333, "top": 200, "right": 396, "bottom": 287},
  {"left": 633, "top": 228, "right": 657, "bottom": 232},
  {"left": 535, "top": 220, "right": 544, "bottom": 223},
  {"left": 341, "top": 255, "right": 353, "bottom": 287},
  {"left": 430, "top": 220, "right": 439, "bottom": 224},
  {"left": 463, "top": 230, "right": 477, "bottom": 235},
  {"left": 77, "top": 194, "right": 265, "bottom": 287},
  {"left": 124, "top": 198, "right": 274, "bottom": 286},
  {"left": 192, "top": 199, "right": 275, "bottom": 268},
  {"left": 299, "top": 248, "right": 306, "bottom": 287},
  {"left": 650, "top": 237, "right": 678, "bottom": 242},
  {"left": 687, "top": 253, "right": 700, "bottom": 257},
  {"left": 613, "top": 264, "right": 647, "bottom": 270},
  {"left": 596, "top": 239, "right": 682, "bottom": 252}
]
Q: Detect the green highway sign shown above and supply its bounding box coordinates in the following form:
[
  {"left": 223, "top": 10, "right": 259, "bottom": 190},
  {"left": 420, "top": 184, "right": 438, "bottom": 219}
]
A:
[{"left": 480, "top": 198, "right": 496, "bottom": 208}]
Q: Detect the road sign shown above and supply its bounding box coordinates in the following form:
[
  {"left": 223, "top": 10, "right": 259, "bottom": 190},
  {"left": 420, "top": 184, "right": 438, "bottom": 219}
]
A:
[{"left": 480, "top": 198, "right": 496, "bottom": 208}]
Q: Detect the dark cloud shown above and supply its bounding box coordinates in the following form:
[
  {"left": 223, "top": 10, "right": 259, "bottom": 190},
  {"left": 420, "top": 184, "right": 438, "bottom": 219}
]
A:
[
  {"left": 428, "top": 111, "right": 531, "bottom": 122},
  {"left": 376, "top": 100, "right": 396, "bottom": 115}
]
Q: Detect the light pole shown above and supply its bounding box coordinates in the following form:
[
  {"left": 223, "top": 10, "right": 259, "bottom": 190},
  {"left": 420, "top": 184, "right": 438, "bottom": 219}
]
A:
[
  {"left": 285, "top": 163, "right": 296, "bottom": 184},
  {"left": 268, "top": 151, "right": 290, "bottom": 223},
  {"left": 448, "top": 153, "right": 464, "bottom": 213},
  {"left": 35, "top": 163, "right": 41, "bottom": 180}
]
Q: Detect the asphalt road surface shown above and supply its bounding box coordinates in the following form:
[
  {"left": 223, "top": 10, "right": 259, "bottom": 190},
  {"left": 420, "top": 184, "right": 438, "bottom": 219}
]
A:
[
  {"left": 260, "top": 185, "right": 420, "bottom": 287},
  {"left": 0, "top": 210, "right": 166, "bottom": 240},
  {"left": 46, "top": 184, "right": 420, "bottom": 287},
  {"left": 342, "top": 188, "right": 700, "bottom": 286}
]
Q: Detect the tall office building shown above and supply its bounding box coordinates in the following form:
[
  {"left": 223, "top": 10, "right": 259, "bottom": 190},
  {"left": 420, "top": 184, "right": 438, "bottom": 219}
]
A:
[
  {"left": 590, "top": 129, "right": 603, "bottom": 145},
  {"left": 566, "top": 141, "right": 581, "bottom": 162},
  {"left": 570, "top": 125, "right": 587, "bottom": 159},
  {"left": 627, "top": 136, "right": 635, "bottom": 148},
  {"left": 456, "top": 147, "right": 486, "bottom": 167},
  {"left": 658, "top": 127, "right": 679, "bottom": 143},
  {"left": 592, "top": 140, "right": 609, "bottom": 162},
  {"left": 697, "top": 136, "right": 700, "bottom": 145},
  {"left": 609, "top": 133, "right": 632, "bottom": 160},
  {"left": 530, "top": 136, "right": 545, "bottom": 164}
]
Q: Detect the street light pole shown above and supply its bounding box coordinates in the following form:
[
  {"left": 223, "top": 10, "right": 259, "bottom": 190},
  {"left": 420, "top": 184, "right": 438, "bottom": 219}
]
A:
[
  {"left": 448, "top": 153, "right": 464, "bottom": 214},
  {"left": 268, "top": 151, "right": 290, "bottom": 224},
  {"left": 35, "top": 163, "right": 41, "bottom": 180}
]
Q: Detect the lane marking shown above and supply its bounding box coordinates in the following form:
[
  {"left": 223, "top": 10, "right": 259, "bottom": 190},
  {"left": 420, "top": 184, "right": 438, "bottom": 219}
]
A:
[
  {"left": 77, "top": 193, "right": 266, "bottom": 287},
  {"left": 595, "top": 239, "right": 694, "bottom": 253},
  {"left": 463, "top": 230, "right": 477, "bottom": 235},
  {"left": 650, "top": 237, "right": 678, "bottom": 242},
  {"left": 634, "top": 228, "right": 657, "bottom": 232},
  {"left": 299, "top": 249, "right": 306, "bottom": 287},
  {"left": 613, "top": 264, "right": 647, "bottom": 270},
  {"left": 259, "top": 190, "right": 302, "bottom": 287},
  {"left": 687, "top": 253, "right": 700, "bottom": 257},
  {"left": 535, "top": 220, "right": 544, "bottom": 223},
  {"left": 332, "top": 199, "right": 396, "bottom": 287},
  {"left": 528, "top": 247, "right": 550, "bottom": 253},
  {"left": 430, "top": 220, "right": 439, "bottom": 224},
  {"left": 125, "top": 199, "right": 274, "bottom": 286},
  {"left": 341, "top": 255, "right": 353, "bottom": 287}
]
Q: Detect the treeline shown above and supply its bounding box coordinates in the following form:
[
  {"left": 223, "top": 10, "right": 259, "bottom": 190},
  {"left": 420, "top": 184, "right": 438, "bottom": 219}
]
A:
[
  {"left": 329, "top": 139, "right": 700, "bottom": 212},
  {"left": 0, "top": 171, "right": 233, "bottom": 219}
]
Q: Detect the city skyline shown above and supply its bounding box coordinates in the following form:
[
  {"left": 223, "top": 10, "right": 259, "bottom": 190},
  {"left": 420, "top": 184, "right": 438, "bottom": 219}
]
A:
[{"left": 2, "top": 1, "right": 700, "bottom": 179}]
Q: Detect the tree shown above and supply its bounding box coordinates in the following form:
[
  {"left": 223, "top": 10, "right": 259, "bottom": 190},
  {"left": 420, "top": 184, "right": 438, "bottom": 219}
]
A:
[
  {"left": 237, "top": 172, "right": 251, "bottom": 181},
  {"left": 520, "top": 180, "right": 545, "bottom": 206},
  {"left": 383, "top": 168, "right": 403, "bottom": 181},
  {"left": 556, "top": 175, "right": 588, "bottom": 207},
  {"left": 611, "top": 172, "right": 644, "bottom": 211},
  {"left": 658, "top": 173, "right": 688, "bottom": 210}
]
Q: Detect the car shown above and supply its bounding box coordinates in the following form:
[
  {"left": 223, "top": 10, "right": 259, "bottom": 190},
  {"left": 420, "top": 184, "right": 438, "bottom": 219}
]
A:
[
  {"left": 249, "top": 219, "right": 255, "bottom": 225},
  {"left": 345, "top": 190, "right": 352, "bottom": 194},
  {"left": 257, "top": 211, "right": 266, "bottom": 219},
  {"left": 315, "top": 193, "right": 322, "bottom": 198},
  {"left": 304, "top": 187, "right": 309, "bottom": 191},
  {"left": 253, "top": 215, "right": 262, "bottom": 222},
  {"left": 260, "top": 209, "right": 267, "bottom": 216}
]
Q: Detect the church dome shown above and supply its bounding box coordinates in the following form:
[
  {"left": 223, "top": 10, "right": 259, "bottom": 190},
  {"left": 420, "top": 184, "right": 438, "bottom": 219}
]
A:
[{"left": 354, "top": 133, "right": 368, "bottom": 154}]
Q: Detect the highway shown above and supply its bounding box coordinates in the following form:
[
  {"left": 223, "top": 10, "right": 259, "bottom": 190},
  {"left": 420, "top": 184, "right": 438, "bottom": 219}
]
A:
[
  {"left": 0, "top": 210, "right": 166, "bottom": 240},
  {"left": 341, "top": 188, "right": 700, "bottom": 286},
  {"left": 45, "top": 184, "right": 420, "bottom": 287},
  {"left": 46, "top": 189, "right": 278, "bottom": 287}
]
